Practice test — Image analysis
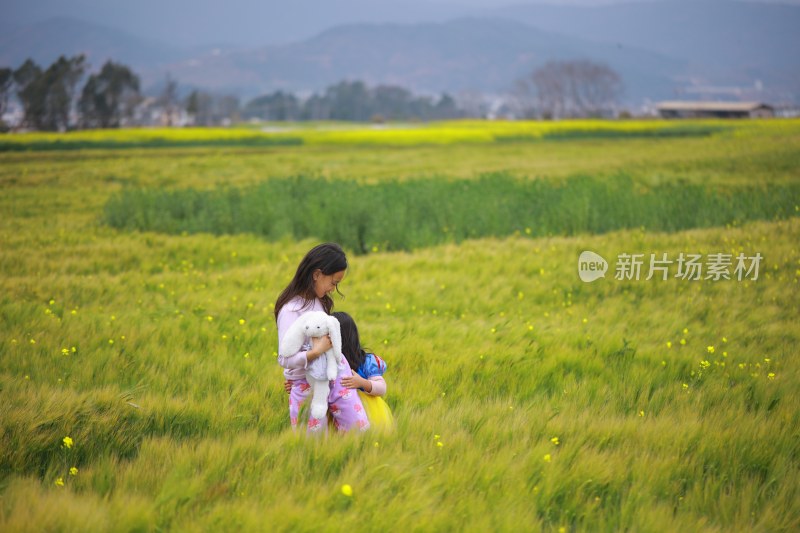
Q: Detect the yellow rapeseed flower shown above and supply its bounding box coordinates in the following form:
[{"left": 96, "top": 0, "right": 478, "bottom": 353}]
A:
[
  {"left": 70, "top": 467, "right": 78, "bottom": 476},
  {"left": 768, "top": 373, "right": 775, "bottom": 380},
  {"left": 55, "top": 477, "right": 64, "bottom": 486},
  {"left": 437, "top": 441, "right": 444, "bottom": 448},
  {"left": 707, "top": 346, "right": 715, "bottom": 354},
  {"left": 680, "top": 338, "right": 686, "bottom": 346},
  {"left": 543, "top": 454, "right": 552, "bottom": 462},
  {"left": 239, "top": 319, "right": 246, "bottom": 325},
  {"left": 551, "top": 437, "right": 560, "bottom": 446},
  {"left": 62, "top": 436, "right": 74, "bottom": 449},
  {"left": 666, "top": 341, "right": 672, "bottom": 348},
  {"left": 341, "top": 484, "right": 353, "bottom": 497}
]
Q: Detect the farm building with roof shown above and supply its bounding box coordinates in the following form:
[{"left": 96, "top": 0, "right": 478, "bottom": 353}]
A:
[{"left": 656, "top": 101, "right": 774, "bottom": 119}]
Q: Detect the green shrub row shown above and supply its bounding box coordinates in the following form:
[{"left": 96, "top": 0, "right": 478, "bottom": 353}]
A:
[
  {"left": 104, "top": 174, "right": 800, "bottom": 254},
  {"left": 494, "top": 125, "right": 725, "bottom": 143},
  {"left": 0, "top": 137, "right": 303, "bottom": 152}
]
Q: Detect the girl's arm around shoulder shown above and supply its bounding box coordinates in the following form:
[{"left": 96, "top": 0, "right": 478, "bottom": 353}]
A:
[
  {"left": 341, "top": 373, "right": 387, "bottom": 396},
  {"left": 344, "top": 353, "right": 387, "bottom": 396}
]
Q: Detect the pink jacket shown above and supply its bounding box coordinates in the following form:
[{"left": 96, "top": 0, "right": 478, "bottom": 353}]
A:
[
  {"left": 276, "top": 296, "right": 325, "bottom": 381},
  {"left": 276, "top": 297, "right": 387, "bottom": 396}
]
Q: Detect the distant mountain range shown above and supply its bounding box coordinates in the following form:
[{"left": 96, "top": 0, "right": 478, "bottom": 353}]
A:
[
  {"left": 490, "top": 1, "right": 800, "bottom": 86},
  {"left": 159, "top": 18, "right": 685, "bottom": 102},
  {"left": 1, "top": 0, "right": 798, "bottom": 105}
]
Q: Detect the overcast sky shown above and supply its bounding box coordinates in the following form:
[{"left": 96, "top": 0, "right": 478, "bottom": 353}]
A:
[{"left": 4, "top": 0, "right": 799, "bottom": 47}]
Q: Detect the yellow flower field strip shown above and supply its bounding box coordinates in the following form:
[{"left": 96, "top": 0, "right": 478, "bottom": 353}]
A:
[{"left": 3, "top": 119, "right": 798, "bottom": 150}]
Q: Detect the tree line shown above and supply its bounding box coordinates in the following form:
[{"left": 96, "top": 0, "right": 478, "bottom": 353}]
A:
[
  {"left": 0, "top": 55, "right": 624, "bottom": 131},
  {"left": 0, "top": 55, "right": 466, "bottom": 131},
  {"left": 241, "top": 81, "right": 463, "bottom": 122},
  {"left": 1, "top": 55, "right": 142, "bottom": 131}
]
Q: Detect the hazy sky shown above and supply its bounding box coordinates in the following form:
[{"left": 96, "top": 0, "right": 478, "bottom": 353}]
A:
[{"left": 4, "top": 0, "right": 799, "bottom": 47}]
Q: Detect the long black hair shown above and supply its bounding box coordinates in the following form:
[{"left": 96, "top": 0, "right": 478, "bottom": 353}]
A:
[
  {"left": 332, "top": 311, "right": 367, "bottom": 371},
  {"left": 274, "top": 243, "right": 347, "bottom": 320}
]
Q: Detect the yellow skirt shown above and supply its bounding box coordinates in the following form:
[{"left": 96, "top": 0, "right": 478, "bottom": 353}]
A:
[{"left": 358, "top": 391, "right": 395, "bottom": 432}]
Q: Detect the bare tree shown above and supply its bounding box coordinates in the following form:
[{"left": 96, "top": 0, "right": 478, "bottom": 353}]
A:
[
  {"left": 516, "top": 60, "right": 623, "bottom": 119},
  {"left": 510, "top": 77, "right": 537, "bottom": 119},
  {"left": 567, "top": 60, "right": 623, "bottom": 117},
  {"left": 159, "top": 74, "right": 178, "bottom": 126}
]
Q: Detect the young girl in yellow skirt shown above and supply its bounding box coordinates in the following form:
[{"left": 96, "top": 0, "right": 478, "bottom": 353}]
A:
[{"left": 334, "top": 312, "right": 395, "bottom": 432}]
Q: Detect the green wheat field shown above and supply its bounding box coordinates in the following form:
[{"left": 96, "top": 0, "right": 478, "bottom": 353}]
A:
[{"left": 1, "top": 120, "right": 799, "bottom": 532}]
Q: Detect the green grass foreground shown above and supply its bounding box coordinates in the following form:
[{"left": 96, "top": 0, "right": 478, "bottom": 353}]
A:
[{"left": 1, "top": 119, "right": 799, "bottom": 532}]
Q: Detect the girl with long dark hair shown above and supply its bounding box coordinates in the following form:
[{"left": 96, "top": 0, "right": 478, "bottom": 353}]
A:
[{"left": 275, "top": 243, "right": 370, "bottom": 433}]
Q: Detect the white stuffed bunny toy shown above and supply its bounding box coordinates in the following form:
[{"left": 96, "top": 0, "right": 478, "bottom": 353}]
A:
[{"left": 279, "top": 311, "right": 343, "bottom": 420}]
